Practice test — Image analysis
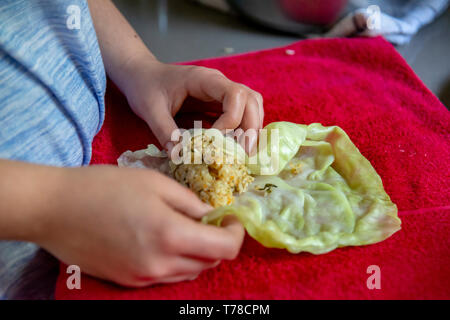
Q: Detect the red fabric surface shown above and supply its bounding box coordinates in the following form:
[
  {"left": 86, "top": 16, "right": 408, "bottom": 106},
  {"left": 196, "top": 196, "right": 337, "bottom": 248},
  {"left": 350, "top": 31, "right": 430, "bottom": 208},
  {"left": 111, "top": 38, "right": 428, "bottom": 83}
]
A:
[{"left": 55, "top": 37, "right": 450, "bottom": 300}]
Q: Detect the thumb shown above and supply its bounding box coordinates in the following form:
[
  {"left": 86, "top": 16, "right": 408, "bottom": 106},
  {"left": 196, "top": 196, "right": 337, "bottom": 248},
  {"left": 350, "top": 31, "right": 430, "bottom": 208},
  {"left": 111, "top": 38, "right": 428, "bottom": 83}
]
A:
[{"left": 143, "top": 98, "right": 180, "bottom": 153}]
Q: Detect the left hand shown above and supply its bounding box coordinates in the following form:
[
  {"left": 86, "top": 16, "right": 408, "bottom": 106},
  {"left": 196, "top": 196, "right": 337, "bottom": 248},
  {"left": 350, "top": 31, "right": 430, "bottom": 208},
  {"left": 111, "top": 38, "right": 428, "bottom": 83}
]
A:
[{"left": 121, "top": 59, "right": 264, "bottom": 154}]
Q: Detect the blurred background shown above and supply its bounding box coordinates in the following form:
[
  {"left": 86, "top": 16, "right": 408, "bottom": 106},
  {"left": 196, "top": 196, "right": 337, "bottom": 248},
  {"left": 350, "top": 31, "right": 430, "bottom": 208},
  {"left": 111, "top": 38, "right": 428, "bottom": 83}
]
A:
[{"left": 113, "top": 0, "right": 450, "bottom": 107}]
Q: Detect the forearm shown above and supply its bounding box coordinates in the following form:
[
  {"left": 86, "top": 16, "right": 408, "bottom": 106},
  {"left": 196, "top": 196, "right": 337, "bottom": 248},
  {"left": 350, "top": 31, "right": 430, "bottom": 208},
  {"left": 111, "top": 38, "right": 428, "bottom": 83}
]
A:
[
  {"left": 0, "top": 159, "right": 64, "bottom": 242},
  {"left": 87, "top": 0, "right": 158, "bottom": 93}
]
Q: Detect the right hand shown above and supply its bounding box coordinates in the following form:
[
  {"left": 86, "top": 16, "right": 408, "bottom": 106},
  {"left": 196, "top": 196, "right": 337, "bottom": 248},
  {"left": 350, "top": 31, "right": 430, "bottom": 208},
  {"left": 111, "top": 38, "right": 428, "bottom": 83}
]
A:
[{"left": 35, "top": 165, "right": 245, "bottom": 287}]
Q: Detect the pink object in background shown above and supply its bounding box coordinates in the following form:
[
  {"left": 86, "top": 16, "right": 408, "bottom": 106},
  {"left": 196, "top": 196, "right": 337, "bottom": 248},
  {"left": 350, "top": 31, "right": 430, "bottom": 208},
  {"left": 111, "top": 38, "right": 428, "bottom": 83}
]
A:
[{"left": 279, "top": 0, "right": 348, "bottom": 25}]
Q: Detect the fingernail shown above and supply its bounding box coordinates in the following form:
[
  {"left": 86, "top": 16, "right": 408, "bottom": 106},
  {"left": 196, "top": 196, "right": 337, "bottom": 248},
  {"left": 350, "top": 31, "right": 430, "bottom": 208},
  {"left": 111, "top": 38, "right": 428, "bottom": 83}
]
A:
[
  {"left": 202, "top": 203, "right": 214, "bottom": 214},
  {"left": 188, "top": 274, "right": 200, "bottom": 281},
  {"left": 247, "top": 132, "right": 257, "bottom": 156},
  {"left": 164, "top": 141, "right": 174, "bottom": 156},
  {"left": 221, "top": 214, "right": 240, "bottom": 226}
]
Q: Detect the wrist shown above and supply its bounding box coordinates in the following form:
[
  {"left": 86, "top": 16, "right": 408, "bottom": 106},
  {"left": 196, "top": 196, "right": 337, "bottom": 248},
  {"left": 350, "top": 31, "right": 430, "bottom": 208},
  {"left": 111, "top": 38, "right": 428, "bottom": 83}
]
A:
[
  {"left": 27, "top": 166, "right": 70, "bottom": 245},
  {"left": 30, "top": 166, "right": 92, "bottom": 247},
  {"left": 0, "top": 161, "right": 68, "bottom": 243},
  {"left": 119, "top": 57, "right": 167, "bottom": 123},
  {"left": 113, "top": 50, "right": 160, "bottom": 96}
]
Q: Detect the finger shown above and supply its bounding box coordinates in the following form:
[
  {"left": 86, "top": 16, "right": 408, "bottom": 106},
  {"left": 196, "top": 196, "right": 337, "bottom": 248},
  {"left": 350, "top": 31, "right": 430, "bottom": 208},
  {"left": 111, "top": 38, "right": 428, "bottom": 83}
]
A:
[
  {"left": 159, "top": 178, "right": 213, "bottom": 219},
  {"left": 156, "top": 273, "right": 201, "bottom": 284},
  {"left": 134, "top": 273, "right": 201, "bottom": 287},
  {"left": 238, "top": 127, "right": 258, "bottom": 156},
  {"left": 221, "top": 214, "right": 245, "bottom": 234},
  {"left": 144, "top": 95, "right": 180, "bottom": 151},
  {"left": 174, "top": 214, "right": 245, "bottom": 261},
  {"left": 184, "top": 67, "right": 229, "bottom": 102},
  {"left": 184, "top": 69, "right": 247, "bottom": 130},
  {"left": 256, "top": 92, "right": 264, "bottom": 128},
  {"left": 212, "top": 85, "right": 247, "bottom": 130},
  {"left": 238, "top": 95, "right": 261, "bottom": 154},
  {"left": 241, "top": 94, "right": 261, "bottom": 131},
  {"left": 180, "top": 99, "right": 223, "bottom": 114},
  {"left": 167, "top": 256, "right": 220, "bottom": 275},
  {"left": 133, "top": 256, "right": 220, "bottom": 287}
]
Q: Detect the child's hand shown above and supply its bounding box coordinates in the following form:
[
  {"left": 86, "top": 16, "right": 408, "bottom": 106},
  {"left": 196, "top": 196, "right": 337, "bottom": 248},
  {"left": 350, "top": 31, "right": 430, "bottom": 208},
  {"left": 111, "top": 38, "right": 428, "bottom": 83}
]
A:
[
  {"left": 36, "top": 165, "right": 244, "bottom": 287},
  {"left": 121, "top": 59, "right": 264, "bottom": 153}
]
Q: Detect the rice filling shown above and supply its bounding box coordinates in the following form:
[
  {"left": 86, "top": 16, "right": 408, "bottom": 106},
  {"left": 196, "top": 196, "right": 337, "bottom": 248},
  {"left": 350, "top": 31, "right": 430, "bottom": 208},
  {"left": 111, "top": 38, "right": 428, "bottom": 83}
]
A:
[{"left": 170, "top": 132, "right": 254, "bottom": 208}]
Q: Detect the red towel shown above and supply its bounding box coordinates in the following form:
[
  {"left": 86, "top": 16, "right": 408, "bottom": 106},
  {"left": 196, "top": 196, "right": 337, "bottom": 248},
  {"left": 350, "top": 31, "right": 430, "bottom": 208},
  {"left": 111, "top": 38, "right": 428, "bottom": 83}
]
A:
[{"left": 55, "top": 37, "right": 450, "bottom": 300}]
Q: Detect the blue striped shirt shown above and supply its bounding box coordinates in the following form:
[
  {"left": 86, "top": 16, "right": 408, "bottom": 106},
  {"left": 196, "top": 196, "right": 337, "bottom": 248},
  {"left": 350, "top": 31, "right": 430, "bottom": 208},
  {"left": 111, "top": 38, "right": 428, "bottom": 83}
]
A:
[{"left": 0, "top": 0, "right": 106, "bottom": 299}]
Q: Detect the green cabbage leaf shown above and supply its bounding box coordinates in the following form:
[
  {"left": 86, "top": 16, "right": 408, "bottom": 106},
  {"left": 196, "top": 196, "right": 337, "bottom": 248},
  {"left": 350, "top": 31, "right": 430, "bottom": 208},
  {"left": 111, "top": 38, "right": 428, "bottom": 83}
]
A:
[
  {"left": 203, "top": 122, "right": 400, "bottom": 254},
  {"left": 118, "top": 122, "right": 400, "bottom": 254}
]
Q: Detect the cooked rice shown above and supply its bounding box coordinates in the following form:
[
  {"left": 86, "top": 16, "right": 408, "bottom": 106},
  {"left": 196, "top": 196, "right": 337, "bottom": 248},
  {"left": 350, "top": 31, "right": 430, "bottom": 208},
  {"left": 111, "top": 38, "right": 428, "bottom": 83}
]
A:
[{"left": 170, "top": 132, "right": 254, "bottom": 208}]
